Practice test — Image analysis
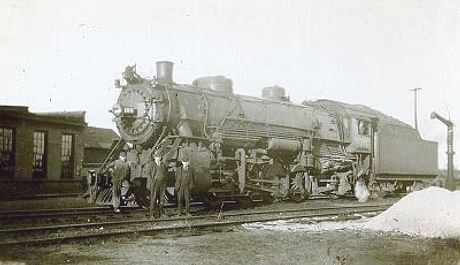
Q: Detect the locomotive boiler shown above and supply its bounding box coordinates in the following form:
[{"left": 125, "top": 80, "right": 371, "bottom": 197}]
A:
[
  {"left": 91, "top": 61, "right": 438, "bottom": 205},
  {"left": 107, "top": 61, "right": 361, "bottom": 203}
]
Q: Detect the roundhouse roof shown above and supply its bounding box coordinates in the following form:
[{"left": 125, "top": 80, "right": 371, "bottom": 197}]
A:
[{"left": 82, "top": 126, "right": 119, "bottom": 149}]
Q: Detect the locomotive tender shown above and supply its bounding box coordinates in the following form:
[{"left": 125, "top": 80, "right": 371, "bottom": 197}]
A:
[{"left": 99, "top": 61, "right": 438, "bottom": 204}]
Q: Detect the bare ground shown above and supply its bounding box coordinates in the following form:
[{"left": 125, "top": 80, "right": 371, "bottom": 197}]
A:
[{"left": 1, "top": 224, "right": 459, "bottom": 265}]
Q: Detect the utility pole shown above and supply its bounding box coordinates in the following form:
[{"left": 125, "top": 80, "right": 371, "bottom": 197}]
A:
[
  {"left": 431, "top": 112, "right": 455, "bottom": 191},
  {"left": 409, "top": 88, "right": 422, "bottom": 131}
]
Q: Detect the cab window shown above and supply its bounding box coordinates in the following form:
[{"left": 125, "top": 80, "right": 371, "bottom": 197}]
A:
[{"left": 358, "top": 120, "right": 370, "bottom": 136}]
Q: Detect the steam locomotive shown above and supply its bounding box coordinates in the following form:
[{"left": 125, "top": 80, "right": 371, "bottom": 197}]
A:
[{"left": 91, "top": 61, "right": 438, "bottom": 205}]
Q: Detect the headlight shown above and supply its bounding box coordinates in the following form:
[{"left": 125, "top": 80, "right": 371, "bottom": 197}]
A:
[{"left": 111, "top": 103, "right": 122, "bottom": 117}]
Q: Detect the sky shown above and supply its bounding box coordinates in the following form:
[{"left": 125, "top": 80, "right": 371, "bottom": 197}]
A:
[{"left": 1, "top": 0, "right": 459, "bottom": 169}]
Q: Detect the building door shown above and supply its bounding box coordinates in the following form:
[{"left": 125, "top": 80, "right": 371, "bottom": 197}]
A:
[
  {"left": 0, "top": 127, "right": 15, "bottom": 178},
  {"left": 33, "top": 131, "right": 47, "bottom": 178}
]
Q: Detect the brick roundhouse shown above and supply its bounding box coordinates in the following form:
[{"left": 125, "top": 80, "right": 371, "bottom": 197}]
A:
[{"left": 0, "top": 105, "right": 88, "bottom": 198}]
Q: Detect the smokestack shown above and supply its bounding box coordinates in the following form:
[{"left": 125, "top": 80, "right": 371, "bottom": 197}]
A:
[{"left": 156, "top": 61, "right": 174, "bottom": 84}]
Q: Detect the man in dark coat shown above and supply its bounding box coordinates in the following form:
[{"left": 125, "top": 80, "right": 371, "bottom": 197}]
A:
[
  {"left": 108, "top": 151, "right": 130, "bottom": 213},
  {"left": 150, "top": 156, "right": 167, "bottom": 218},
  {"left": 175, "top": 161, "right": 195, "bottom": 216}
]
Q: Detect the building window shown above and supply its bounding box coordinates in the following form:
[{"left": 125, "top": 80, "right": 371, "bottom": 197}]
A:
[
  {"left": 0, "top": 127, "right": 15, "bottom": 178},
  {"left": 33, "top": 131, "right": 47, "bottom": 179},
  {"left": 61, "top": 133, "right": 74, "bottom": 179}
]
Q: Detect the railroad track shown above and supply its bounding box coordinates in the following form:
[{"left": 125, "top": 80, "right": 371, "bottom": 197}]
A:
[
  {"left": 0, "top": 204, "right": 391, "bottom": 246},
  {"left": 0, "top": 205, "right": 144, "bottom": 229},
  {"left": 0, "top": 206, "right": 139, "bottom": 219},
  {"left": 0, "top": 202, "right": 208, "bottom": 229}
]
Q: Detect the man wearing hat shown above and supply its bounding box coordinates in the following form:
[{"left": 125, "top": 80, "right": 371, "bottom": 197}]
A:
[
  {"left": 150, "top": 155, "right": 167, "bottom": 218},
  {"left": 108, "top": 150, "right": 130, "bottom": 213},
  {"left": 175, "top": 160, "right": 195, "bottom": 216}
]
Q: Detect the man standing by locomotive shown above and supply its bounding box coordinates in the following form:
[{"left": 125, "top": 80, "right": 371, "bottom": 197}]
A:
[
  {"left": 175, "top": 160, "right": 195, "bottom": 216},
  {"left": 150, "top": 155, "right": 167, "bottom": 218},
  {"left": 108, "top": 150, "right": 130, "bottom": 213}
]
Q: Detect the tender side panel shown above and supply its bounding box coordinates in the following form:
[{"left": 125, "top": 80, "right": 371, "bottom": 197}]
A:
[{"left": 375, "top": 124, "right": 438, "bottom": 178}]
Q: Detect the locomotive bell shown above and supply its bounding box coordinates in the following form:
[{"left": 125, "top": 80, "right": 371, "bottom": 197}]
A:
[{"left": 156, "top": 61, "right": 174, "bottom": 84}]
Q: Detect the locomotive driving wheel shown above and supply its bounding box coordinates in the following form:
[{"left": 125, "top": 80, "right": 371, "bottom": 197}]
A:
[{"left": 258, "top": 161, "right": 290, "bottom": 200}]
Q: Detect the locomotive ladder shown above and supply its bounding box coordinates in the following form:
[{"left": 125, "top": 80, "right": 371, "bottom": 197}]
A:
[{"left": 99, "top": 138, "right": 127, "bottom": 173}]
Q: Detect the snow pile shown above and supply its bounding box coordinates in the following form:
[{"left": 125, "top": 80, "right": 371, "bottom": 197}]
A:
[
  {"left": 244, "top": 217, "right": 363, "bottom": 232},
  {"left": 364, "top": 187, "right": 460, "bottom": 238},
  {"left": 243, "top": 214, "right": 371, "bottom": 232},
  {"left": 244, "top": 187, "right": 460, "bottom": 239}
]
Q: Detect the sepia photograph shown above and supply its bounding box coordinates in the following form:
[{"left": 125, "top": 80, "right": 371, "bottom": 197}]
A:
[{"left": 0, "top": 0, "right": 459, "bottom": 264}]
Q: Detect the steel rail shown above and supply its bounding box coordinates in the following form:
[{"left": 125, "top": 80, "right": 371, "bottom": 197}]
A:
[
  {"left": 0, "top": 206, "right": 141, "bottom": 219},
  {"left": 0, "top": 201, "right": 202, "bottom": 219}
]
